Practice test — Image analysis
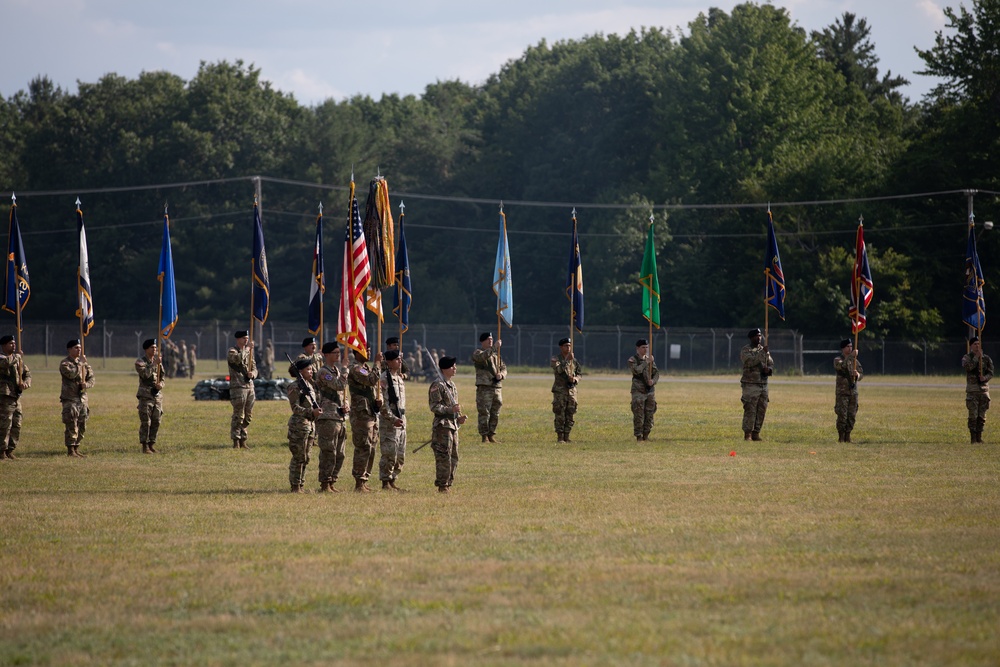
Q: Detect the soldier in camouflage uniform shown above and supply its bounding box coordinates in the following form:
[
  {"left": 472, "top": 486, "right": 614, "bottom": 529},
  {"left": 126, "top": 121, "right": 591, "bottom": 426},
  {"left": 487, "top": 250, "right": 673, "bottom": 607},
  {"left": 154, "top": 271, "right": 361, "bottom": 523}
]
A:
[
  {"left": 289, "top": 336, "right": 324, "bottom": 453},
  {"left": 348, "top": 348, "right": 384, "bottom": 492},
  {"left": 227, "top": 331, "right": 257, "bottom": 449},
  {"left": 60, "top": 339, "right": 95, "bottom": 457},
  {"left": 551, "top": 338, "right": 582, "bottom": 442},
  {"left": 429, "top": 355, "right": 466, "bottom": 493},
  {"left": 0, "top": 334, "right": 30, "bottom": 459},
  {"left": 833, "top": 338, "right": 863, "bottom": 443},
  {"left": 740, "top": 328, "right": 773, "bottom": 441},
  {"left": 385, "top": 337, "right": 410, "bottom": 379},
  {"left": 379, "top": 349, "right": 407, "bottom": 490},
  {"left": 628, "top": 338, "right": 659, "bottom": 441},
  {"left": 286, "top": 359, "right": 322, "bottom": 492},
  {"left": 472, "top": 332, "right": 507, "bottom": 443},
  {"left": 261, "top": 339, "right": 275, "bottom": 380},
  {"left": 315, "top": 342, "right": 349, "bottom": 492},
  {"left": 135, "top": 339, "right": 165, "bottom": 454},
  {"left": 187, "top": 344, "right": 197, "bottom": 377},
  {"left": 962, "top": 335, "right": 994, "bottom": 443}
]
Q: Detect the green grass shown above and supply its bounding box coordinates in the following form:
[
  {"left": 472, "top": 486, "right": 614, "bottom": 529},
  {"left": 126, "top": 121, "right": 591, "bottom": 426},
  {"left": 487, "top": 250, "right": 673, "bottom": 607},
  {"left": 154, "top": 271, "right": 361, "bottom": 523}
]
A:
[{"left": 1, "top": 361, "right": 998, "bottom": 666}]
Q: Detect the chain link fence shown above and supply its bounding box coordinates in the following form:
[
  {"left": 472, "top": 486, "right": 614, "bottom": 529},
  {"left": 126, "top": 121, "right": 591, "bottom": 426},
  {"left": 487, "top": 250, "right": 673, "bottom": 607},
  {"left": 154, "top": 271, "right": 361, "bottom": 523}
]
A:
[{"left": 13, "top": 321, "right": 975, "bottom": 376}]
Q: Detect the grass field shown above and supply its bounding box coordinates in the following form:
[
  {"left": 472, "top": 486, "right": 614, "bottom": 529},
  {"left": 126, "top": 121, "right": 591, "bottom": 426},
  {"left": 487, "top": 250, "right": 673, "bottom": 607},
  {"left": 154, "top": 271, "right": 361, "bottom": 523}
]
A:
[{"left": 1, "top": 359, "right": 998, "bottom": 666}]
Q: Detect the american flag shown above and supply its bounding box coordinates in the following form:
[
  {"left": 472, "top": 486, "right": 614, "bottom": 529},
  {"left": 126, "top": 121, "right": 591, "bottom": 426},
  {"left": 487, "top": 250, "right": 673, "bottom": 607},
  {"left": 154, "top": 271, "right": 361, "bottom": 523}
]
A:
[{"left": 337, "top": 187, "right": 371, "bottom": 357}]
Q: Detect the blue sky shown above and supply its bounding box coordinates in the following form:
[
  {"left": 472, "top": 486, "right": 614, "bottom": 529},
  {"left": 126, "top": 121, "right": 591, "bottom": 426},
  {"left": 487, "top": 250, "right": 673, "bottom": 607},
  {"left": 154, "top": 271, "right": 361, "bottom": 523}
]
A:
[{"left": 2, "top": 0, "right": 948, "bottom": 105}]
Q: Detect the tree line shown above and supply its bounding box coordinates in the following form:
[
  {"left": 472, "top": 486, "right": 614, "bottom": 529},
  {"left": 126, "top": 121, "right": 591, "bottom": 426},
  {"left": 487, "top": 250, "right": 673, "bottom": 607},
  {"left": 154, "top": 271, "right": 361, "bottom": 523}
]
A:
[{"left": 0, "top": 1, "right": 997, "bottom": 341}]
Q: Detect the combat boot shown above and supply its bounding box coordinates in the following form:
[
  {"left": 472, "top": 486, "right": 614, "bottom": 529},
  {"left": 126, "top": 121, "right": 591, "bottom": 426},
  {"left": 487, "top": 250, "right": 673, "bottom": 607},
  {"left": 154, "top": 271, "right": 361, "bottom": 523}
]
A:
[
  {"left": 844, "top": 431, "right": 851, "bottom": 443},
  {"left": 556, "top": 433, "right": 564, "bottom": 443},
  {"left": 4, "top": 449, "right": 16, "bottom": 460},
  {"left": 488, "top": 435, "right": 499, "bottom": 443},
  {"left": 389, "top": 480, "right": 406, "bottom": 492},
  {"left": 72, "top": 446, "right": 86, "bottom": 457},
  {"left": 971, "top": 429, "right": 977, "bottom": 444},
  {"left": 751, "top": 432, "right": 762, "bottom": 441},
  {"left": 438, "top": 486, "right": 450, "bottom": 494},
  {"left": 239, "top": 439, "right": 250, "bottom": 450},
  {"left": 354, "top": 479, "right": 370, "bottom": 493},
  {"left": 482, "top": 435, "right": 488, "bottom": 443},
  {"left": 319, "top": 482, "right": 332, "bottom": 493},
  {"left": 142, "top": 444, "right": 150, "bottom": 454},
  {"left": 744, "top": 431, "right": 751, "bottom": 441},
  {"left": 837, "top": 430, "right": 844, "bottom": 443},
  {"left": 290, "top": 485, "right": 301, "bottom": 493},
  {"left": 563, "top": 432, "right": 573, "bottom": 443},
  {"left": 67, "top": 446, "right": 75, "bottom": 457},
  {"left": 232, "top": 439, "right": 240, "bottom": 449},
  {"left": 382, "top": 480, "right": 391, "bottom": 490},
  {"left": 147, "top": 443, "right": 158, "bottom": 453}
]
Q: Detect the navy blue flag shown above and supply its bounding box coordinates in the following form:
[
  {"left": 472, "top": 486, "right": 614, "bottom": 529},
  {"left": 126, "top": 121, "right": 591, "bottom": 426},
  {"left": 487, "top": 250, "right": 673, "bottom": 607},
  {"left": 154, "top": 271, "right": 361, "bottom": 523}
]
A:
[
  {"left": 77, "top": 204, "right": 94, "bottom": 335},
  {"left": 566, "top": 213, "right": 584, "bottom": 332},
  {"left": 158, "top": 214, "right": 178, "bottom": 338},
  {"left": 392, "top": 210, "right": 411, "bottom": 334},
  {"left": 963, "top": 218, "right": 986, "bottom": 331},
  {"left": 307, "top": 211, "right": 325, "bottom": 336},
  {"left": 252, "top": 202, "right": 270, "bottom": 324},
  {"left": 3, "top": 201, "right": 30, "bottom": 321},
  {"left": 764, "top": 210, "right": 786, "bottom": 320}
]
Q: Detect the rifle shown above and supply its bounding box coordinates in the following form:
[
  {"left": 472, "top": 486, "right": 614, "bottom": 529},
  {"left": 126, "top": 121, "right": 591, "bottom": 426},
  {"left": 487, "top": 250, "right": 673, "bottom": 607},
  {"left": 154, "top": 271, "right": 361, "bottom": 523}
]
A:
[{"left": 284, "top": 352, "right": 320, "bottom": 411}]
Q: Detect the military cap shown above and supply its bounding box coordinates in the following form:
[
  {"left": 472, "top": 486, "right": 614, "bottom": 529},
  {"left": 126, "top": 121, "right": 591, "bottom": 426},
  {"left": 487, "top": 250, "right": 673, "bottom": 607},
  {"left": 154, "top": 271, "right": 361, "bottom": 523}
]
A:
[
  {"left": 384, "top": 349, "right": 400, "bottom": 361},
  {"left": 970, "top": 335, "right": 980, "bottom": 344},
  {"left": 840, "top": 339, "right": 852, "bottom": 349},
  {"left": 67, "top": 338, "right": 81, "bottom": 348},
  {"left": 302, "top": 336, "right": 316, "bottom": 347},
  {"left": 636, "top": 338, "right": 648, "bottom": 347},
  {"left": 439, "top": 355, "right": 457, "bottom": 369},
  {"left": 142, "top": 338, "right": 157, "bottom": 350},
  {"left": 748, "top": 328, "right": 762, "bottom": 338},
  {"left": 234, "top": 330, "right": 248, "bottom": 339},
  {"left": 385, "top": 336, "right": 400, "bottom": 345},
  {"left": 480, "top": 332, "right": 492, "bottom": 342},
  {"left": 322, "top": 341, "right": 339, "bottom": 354},
  {"left": 0, "top": 335, "right": 13, "bottom": 345},
  {"left": 558, "top": 338, "right": 571, "bottom": 346}
]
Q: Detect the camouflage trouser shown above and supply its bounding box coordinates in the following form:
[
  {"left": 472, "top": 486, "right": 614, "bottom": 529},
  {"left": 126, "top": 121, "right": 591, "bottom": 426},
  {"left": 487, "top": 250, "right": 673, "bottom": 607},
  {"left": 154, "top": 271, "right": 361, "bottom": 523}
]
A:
[
  {"left": 287, "top": 419, "right": 315, "bottom": 489},
  {"left": 741, "top": 383, "right": 768, "bottom": 434},
  {"left": 631, "top": 390, "right": 656, "bottom": 438},
  {"left": 316, "top": 419, "right": 347, "bottom": 485},
  {"left": 966, "top": 391, "right": 991, "bottom": 432},
  {"left": 378, "top": 419, "right": 407, "bottom": 482},
  {"left": 137, "top": 394, "right": 164, "bottom": 445},
  {"left": 350, "top": 417, "right": 377, "bottom": 481},
  {"left": 61, "top": 398, "right": 89, "bottom": 447},
  {"left": 229, "top": 388, "right": 255, "bottom": 442},
  {"left": 430, "top": 425, "right": 458, "bottom": 489},
  {"left": 0, "top": 395, "right": 22, "bottom": 452},
  {"left": 835, "top": 391, "right": 858, "bottom": 434},
  {"left": 552, "top": 390, "right": 578, "bottom": 436},
  {"left": 476, "top": 386, "right": 503, "bottom": 436}
]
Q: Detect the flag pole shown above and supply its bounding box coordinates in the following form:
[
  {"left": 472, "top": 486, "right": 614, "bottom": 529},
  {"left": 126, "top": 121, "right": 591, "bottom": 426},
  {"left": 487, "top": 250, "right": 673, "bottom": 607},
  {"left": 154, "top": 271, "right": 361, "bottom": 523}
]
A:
[
  {"left": 569, "top": 209, "right": 576, "bottom": 350},
  {"left": 318, "top": 202, "right": 324, "bottom": 346},
  {"left": 647, "top": 214, "right": 654, "bottom": 384},
  {"left": 76, "top": 198, "right": 85, "bottom": 357},
  {"left": 248, "top": 197, "right": 258, "bottom": 375},
  {"left": 853, "top": 215, "right": 862, "bottom": 376},
  {"left": 764, "top": 205, "right": 770, "bottom": 347},
  {"left": 11, "top": 194, "right": 25, "bottom": 362},
  {"left": 497, "top": 202, "right": 504, "bottom": 365}
]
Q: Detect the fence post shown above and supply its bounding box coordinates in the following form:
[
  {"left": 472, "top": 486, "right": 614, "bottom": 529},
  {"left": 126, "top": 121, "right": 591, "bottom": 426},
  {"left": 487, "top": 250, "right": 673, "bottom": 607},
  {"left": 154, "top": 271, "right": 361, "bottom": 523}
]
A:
[{"left": 711, "top": 328, "right": 716, "bottom": 372}]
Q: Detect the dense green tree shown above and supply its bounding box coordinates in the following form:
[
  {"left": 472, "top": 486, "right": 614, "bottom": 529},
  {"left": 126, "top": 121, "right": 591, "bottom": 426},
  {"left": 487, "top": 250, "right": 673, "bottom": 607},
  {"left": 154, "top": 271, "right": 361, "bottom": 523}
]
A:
[{"left": 812, "top": 12, "right": 910, "bottom": 106}]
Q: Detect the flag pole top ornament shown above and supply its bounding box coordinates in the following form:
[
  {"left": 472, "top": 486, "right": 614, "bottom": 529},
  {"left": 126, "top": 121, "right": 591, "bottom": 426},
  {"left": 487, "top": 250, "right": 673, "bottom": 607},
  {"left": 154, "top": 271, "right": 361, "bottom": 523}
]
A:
[
  {"left": 351, "top": 165, "right": 354, "bottom": 182},
  {"left": 399, "top": 201, "right": 405, "bottom": 213},
  {"left": 75, "top": 197, "right": 81, "bottom": 207},
  {"left": 10, "top": 192, "right": 14, "bottom": 204},
  {"left": 571, "top": 207, "right": 577, "bottom": 219},
  {"left": 318, "top": 201, "right": 323, "bottom": 215},
  {"left": 499, "top": 200, "right": 504, "bottom": 214},
  {"left": 649, "top": 213, "right": 654, "bottom": 225},
  {"left": 858, "top": 214, "right": 864, "bottom": 225},
  {"left": 164, "top": 202, "right": 168, "bottom": 216}
]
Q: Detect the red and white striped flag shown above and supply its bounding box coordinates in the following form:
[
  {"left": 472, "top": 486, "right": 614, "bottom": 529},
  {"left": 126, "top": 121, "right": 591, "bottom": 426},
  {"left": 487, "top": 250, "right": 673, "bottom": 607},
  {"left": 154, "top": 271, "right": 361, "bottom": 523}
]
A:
[{"left": 337, "top": 183, "right": 371, "bottom": 357}]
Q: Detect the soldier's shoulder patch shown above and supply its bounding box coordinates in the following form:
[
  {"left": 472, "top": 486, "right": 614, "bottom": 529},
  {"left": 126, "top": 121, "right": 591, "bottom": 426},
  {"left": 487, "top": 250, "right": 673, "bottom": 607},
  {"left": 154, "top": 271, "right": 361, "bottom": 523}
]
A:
[
  {"left": 323, "top": 373, "right": 334, "bottom": 381},
  {"left": 357, "top": 367, "right": 368, "bottom": 376}
]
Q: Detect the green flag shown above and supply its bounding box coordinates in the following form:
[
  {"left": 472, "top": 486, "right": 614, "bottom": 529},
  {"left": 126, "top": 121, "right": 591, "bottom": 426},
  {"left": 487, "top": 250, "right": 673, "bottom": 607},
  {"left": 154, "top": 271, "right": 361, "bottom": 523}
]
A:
[{"left": 640, "top": 216, "right": 660, "bottom": 327}]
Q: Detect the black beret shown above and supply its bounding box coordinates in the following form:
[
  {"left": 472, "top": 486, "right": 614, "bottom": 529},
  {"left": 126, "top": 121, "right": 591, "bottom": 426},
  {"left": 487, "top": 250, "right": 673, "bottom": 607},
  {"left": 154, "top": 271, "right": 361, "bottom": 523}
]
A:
[
  {"left": 970, "top": 336, "right": 980, "bottom": 344},
  {"left": 840, "top": 339, "right": 852, "bottom": 349},
  {"left": 143, "top": 339, "right": 157, "bottom": 350},
  {"left": 67, "top": 339, "right": 81, "bottom": 349},
  {"left": 294, "top": 358, "right": 312, "bottom": 371},
  {"left": 558, "top": 338, "right": 571, "bottom": 346},
  {"left": 385, "top": 336, "right": 400, "bottom": 345},
  {"left": 235, "top": 330, "right": 248, "bottom": 339},
  {"left": 636, "top": 338, "right": 648, "bottom": 347},
  {"left": 0, "top": 335, "right": 13, "bottom": 345},
  {"left": 748, "top": 328, "right": 762, "bottom": 338},
  {"left": 439, "top": 355, "right": 457, "bottom": 369},
  {"left": 322, "top": 342, "right": 339, "bottom": 354},
  {"left": 384, "top": 349, "right": 400, "bottom": 361},
  {"left": 480, "top": 332, "right": 492, "bottom": 342},
  {"left": 302, "top": 336, "right": 316, "bottom": 347}
]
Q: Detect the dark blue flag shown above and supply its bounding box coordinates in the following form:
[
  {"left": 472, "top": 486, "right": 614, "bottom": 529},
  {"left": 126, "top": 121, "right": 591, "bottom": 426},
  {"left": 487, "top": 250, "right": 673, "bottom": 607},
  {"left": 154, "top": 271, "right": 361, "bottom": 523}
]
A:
[
  {"left": 764, "top": 211, "right": 786, "bottom": 320},
  {"left": 252, "top": 202, "right": 270, "bottom": 325},
  {"left": 392, "top": 210, "right": 411, "bottom": 334},
  {"left": 963, "top": 218, "right": 986, "bottom": 331},
  {"left": 3, "top": 201, "right": 30, "bottom": 321},
  {"left": 158, "top": 214, "right": 178, "bottom": 338},
  {"left": 307, "top": 211, "right": 325, "bottom": 336}
]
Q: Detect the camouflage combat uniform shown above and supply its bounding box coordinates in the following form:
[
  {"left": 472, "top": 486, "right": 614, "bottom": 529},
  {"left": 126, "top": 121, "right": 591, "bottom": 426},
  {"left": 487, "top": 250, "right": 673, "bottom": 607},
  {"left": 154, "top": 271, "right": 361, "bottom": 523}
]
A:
[
  {"left": 60, "top": 356, "right": 95, "bottom": 455},
  {"left": 740, "top": 343, "right": 773, "bottom": 439},
  {"left": 227, "top": 344, "right": 256, "bottom": 448},
  {"left": 0, "top": 352, "right": 30, "bottom": 458},
  {"left": 315, "top": 362, "right": 349, "bottom": 490},
  {"left": 472, "top": 343, "right": 506, "bottom": 441},
  {"left": 628, "top": 353, "right": 659, "bottom": 440},
  {"left": 833, "top": 353, "right": 863, "bottom": 442},
  {"left": 286, "top": 378, "right": 319, "bottom": 491},
  {"left": 348, "top": 359, "right": 382, "bottom": 488},
  {"left": 429, "top": 378, "right": 461, "bottom": 490},
  {"left": 550, "top": 354, "right": 582, "bottom": 441},
  {"left": 291, "top": 351, "right": 324, "bottom": 451},
  {"left": 135, "top": 354, "right": 164, "bottom": 452},
  {"left": 378, "top": 366, "right": 407, "bottom": 486},
  {"left": 962, "top": 351, "right": 994, "bottom": 443}
]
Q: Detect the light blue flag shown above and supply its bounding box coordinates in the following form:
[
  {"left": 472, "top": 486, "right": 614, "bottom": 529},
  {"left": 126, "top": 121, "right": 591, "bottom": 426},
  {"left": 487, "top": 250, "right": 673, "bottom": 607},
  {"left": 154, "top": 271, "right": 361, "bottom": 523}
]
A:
[
  {"left": 158, "top": 214, "right": 178, "bottom": 338},
  {"left": 493, "top": 211, "right": 513, "bottom": 327}
]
